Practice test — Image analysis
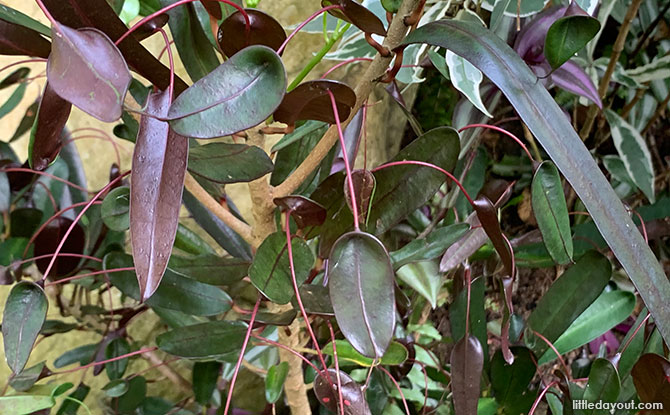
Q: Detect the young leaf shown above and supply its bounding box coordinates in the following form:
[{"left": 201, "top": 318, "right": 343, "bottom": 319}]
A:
[
  {"left": 0, "top": 81, "right": 26, "bottom": 120},
  {"left": 604, "top": 109, "right": 655, "bottom": 203},
  {"left": 473, "top": 196, "right": 513, "bottom": 278},
  {"left": 29, "top": 83, "right": 72, "bottom": 171},
  {"left": 56, "top": 383, "right": 90, "bottom": 415},
  {"left": 274, "top": 196, "right": 327, "bottom": 228},
  {"left": 47, "top": 25, "right": 131, "bottom": 122},
  {"left": 396, "top": 261, "right": 441, "bottom": 309},
  {"left": 130, "top": 89, "right": 188, "bottom": 300},
  {"left": 531, "top": 161, "right": 573, "bottom": 264},
  {"left": 156, "top": 321, "right": 247, "bottom": 358},
  {"left": 327, "top": 231, "right": 395, "bottom": 358},
  {"left": 450, "top": 335, "right": 484, "bottom": 415},
  {"left": 274, "top": 80, "right": 356, "bottom": 126},
  {"left": 526, "top": 251, "right": 611, "bottom": 357},
  {"left": 401, "top": 19, "right": 670, "bottom": 346},
  {"left": 265, "top": 362, "right": 289, "bottom": 404},
  {"left": 582, "top": 358, "right": 621, "bottom": 414},
  {"left": 631, "top": 354, "right": 670, "bottom": 408},
  {"left": 218, "top": 9, "right": 287, "bottom": 57},
  {"left": 314, "top": 368, "right": 371, "bottom": 415},
  {"left": 0, "top": 18, "right": 51, "bottom": 58},
  {"left": 343, "top": 169, "right": 375, "bottom": 227},
  {"left": 187, "top": 143, "right": 274, "bottom": 184},
  {"left": 167, "top": 45, "right": 286, "bottom": 138},
  {"left": 321, "top": 0, "right": 386, "bottom": 35},
  {"left": 101, "top": 186, "right": 130, "bottom": 231},
  {"left": 2, "top": 281, "right": 48, "bottom": 373},
  {"left": 249, "top": 231, "right": 314, "bottom": 304},
  {"left": 545, "top": 14, "right": 600, "bottom": 69}
]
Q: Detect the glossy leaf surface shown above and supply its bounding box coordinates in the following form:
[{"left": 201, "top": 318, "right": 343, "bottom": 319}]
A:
[
  {"left": 396, "top": 261, "right": 441, "bottom": 309},
  {"left": 545, "top": 14, "right": 600, "bottom": 70},
  {"left": 193, "top": 361, "right": 221, "bottom": 404},
  {"left": 344, "top": 169, "right": 375, "bottom": 226},
  {"left": 0, "top": 5, "right": 51, "bottom": 36},
  {"left": 295, "top": 284, "right": 334, "bottom": 316},
  {"left": 473, "top": 196, "right": 513, "bottom": 278},
  {"left": 218, "top": 9, "right": 286, "bottom": 57},
  {"left": 168, "top": 255, "right": 249, "bottom": 286},
  {"left": 101, "top": 186, "right": 130, "bottom": 231},
  {"left": 490, "top": 347, "right": 537, "bottom": 415},
  {"left": 631, "top": 353, "right": 670, "bottom": 409},
  {"left": 451, "top": 335, "right": 484, "bottom": 415},
  {"left": 47, "top": 25, "right": 131, "bottom": 122},
  {"left": 0, "top": 18, "right": 51, "bottom": 58},
  {"left": 156, "top": 321, "right": 247, "bottom": 358},
  {"left": 328, "top": 231, "right": 395, "bottom": 358},
  {"left": 34, "top": 217, "right": 86, "bottom": 278},
  {"left": 582, "top": 358, "right": 621, "bottom": 414},
  {"left": 322, "top": 0, "right": 386, "bottom": 35},
  {"left": 28, "top": 83, "right": 71, "bottom": 171},
  {"left": 2, "top": 281, "right": 48, "bottom": 373},
  {"left": 274, "top": 196, "right": 327, "bottom": 228},
  {"left": 322, "top": 340, "right": 408, "bottom": 367},
  {"left": 274, "top": 80, "right": 356, "bottom": 126},
  {"left": 391, "top": 223, "right": 469, "bottom": 269},
  {"left": 265, "top": 362, "right": 289, "bottom": 404},
  {"left": 314, "top": 368, "right": 371, "bottom": 415},
  {"left": 105, "top": 338, "right": 131, "bottom": 380},
  {"left": 167, "top": 45, "right": 286, "bottom": 139},
  {"left": 130, "top": 89, "right": 188, "bottom": 300},
  {"left": 188, "top": 143, "right": 274, "bottom": 184}
]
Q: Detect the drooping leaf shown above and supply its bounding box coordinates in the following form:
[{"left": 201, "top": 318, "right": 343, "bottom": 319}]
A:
[
  {"left": 34, "top": 217, "right": 86, "bottom": 279},
  {"left": 545, "top": 13, "right": 600, "bottom": 69},
  {"left": 526, "top": 251, "right": 610, "bottom": 357},
  {"left": 156, "top": 321, "right": 247, "bottom": 358},
  {"left": 322, "top": 0, "right": 386, "bottom": 35},
  {"left": 40, "top": 320, "right": 77, "bottom": 336},
  {"left": 104, "top": 252, "right": 232, "bottom": 316},
  {"left": 490, "top": 347, "right": 537, "bottom": 415},
  {"left": 249, "top": 231, "right": 314, "bottom": 304},
  {"left": 105, "top": 338, "right": 130, "bottom": 380},
  {"left": 130, "top": 89, "right": 188, "bottom": 300},
  {"left": 193, "top": 361, "right": 222, "bottom": 405},
  {"left": 2, "top": 281, "right": 48, "bottom": 373},
  {"left": 384, "top": 81, "right": 423, "bottom": 136},
  {"left": 265, "top": 362, "right": 289, "bottom": 404},
  {"left": 0, "top": 81, "right": 26, "bottom": 121},
  {"left": 218, "top": 9, "right": 287, "bottom": 57},
  {"left": 604, "top": 109, "right": 655, "bottom": 203},
  {"left": 187, "top": 143, "right": 274, "bottom": 184},
  {"left": 582, "top": 358, "right": 621, "bottom": 414},
  {"left": 47, "top": 25, "right": 131, "bottom": 122},
  {"left": 314, "top": 368, "right": 372, "bottom": 415},
  {"left": 327, "top": 231, "right": 395, "bottom": 358},
  {"left": 101, "top": 186, "right": 130, "bottom": 231},
  {"left": 322, "top": 340, "right": 408, "bottom": 367},
  {"left": 451, "top": 335, "right": 484, "bottom": 415},
  {"left": 28, "top": 83, "right": 72, "bottom": 171},
  {"left": 0, "top": 67, "right": 29, "bottom": 90},
  {"left": 473, "top": 196, "right": 513, "bottom": 278},
  {"left": 401, "top": 20, "right": 670, "bottom": 346},
  {"left": 537, "top": 290, "right": 636, "bottom": 364},
  {"left": 396, "top": 261, "right": 441, "bottom": 309},
  {"left": 631, "top": 353, "right": 670, "bottom": 409},
  {"left": 274, "top": 196, "right": 327, "bottom": 228},
  {"left": 9, "top": 101, "right": 38, "bottom": 143},
  {"left": 531, "top": 161, "right": 573, "bottom": 264},
  {"left": 167, "top": 45, "right": 286, "bottom": 139},
  {"left": 168, "top": 254, "right": 249, "bottom": 285},
  {"left": 274, "top": 80, "right": 356, "bottom": 126},
  {"left": 53, "top": 343, "right": 97, "bottom": 368},
  {"left": 391, "top": 223, "right": 470, "bottom": 269},
  {"left": 0, "top": 18, "right": 51, "bottom": 57},
  {"left": 331, "top": 107, "right": 365, "bottom": 174},
  {"left": 131, "top": 13, "right": 169, "bottom": 41},
  {"left": 446, "top": 50, "right": 492, "bottom": 118}
]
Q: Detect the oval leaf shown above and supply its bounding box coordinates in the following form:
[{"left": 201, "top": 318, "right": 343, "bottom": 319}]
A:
[
  {"left": 47, "top": 25, "right": 131, "bottom": 122},
  {"left": 343, "top": 169, "right": 376, "bottom": 227},
  {"left": 582, "top": 358, "right": 621, "bottom": 414},
  {"left": 130, "top": 89, "right": 188, "bottom": 301},
  {"left": 156, "top": 321, "right": 247, "bottom": 358},
  {"left": 34, "top": 217, "right": 86, "bottom": 279},
  {"left": 321, "top": 0, "right": 386, "bottom": 35},
  {"left": 274, "top": 80, "right": 356, "bottom": 126},
  {"left": 322, "top": 340, "right": 408, "bottom": 367},
  {"left": 450, "top": 335, "right": 484, "bottom": 415},
  {"left": 545, "top": 14, "right": 600, "bottom": 70},
  {"left": 101, "top": 186, "right": 130, "bottom": 231},
  {"left": 193, "top": 361, "right": 222, "bottom": 405},
  {"left": 0, "top": 395, "right": 54, "bottom": 414},
  {"left": 327, "top": 231, "right": 395, "bottom": 358},
  {"left": 274, "top": 195, "right": 327, "bottom": 228},
  {"left": 314, "top": 368, "right": 372, "bottom": 415},
  {"left": 2, "top": 281, "right": 48, "bottom": 373},
  {"left": 167, "top": 45, "right": 286, "bottom": 138},
  {"left": 265, "top": 362, "right": 289, "bottom": 404},
  {"left": 218, "top": 9, "right": 287, "bottom": 57},
  {"left": 105, "top": 337, "right": 131, "bottom": 380},
  {"left": 28, "top": 83, "right": 72, "bottom": 171},
  {"left": 531, "top": 161, "right": 573, "bottom": 264},
  {"left": 188, "top": 142, "right": 274, "bottom": 184}
]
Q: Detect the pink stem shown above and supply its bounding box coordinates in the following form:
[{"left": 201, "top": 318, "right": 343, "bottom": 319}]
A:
[
  {"left": 115, "top": 0, "right": 249, "bottom": 46},
  {"left": 322, "top": 58, "right": 373, "bottom": 78},
  {"left": 0, "top": 58, "right": 47, "bottom": 75},
  {"left": 65, "top": 135, "right": 122, "bottom": 167},
  {"left": 157, "top": 28, "right": 175, "bottom": 101},
  {"left": 377, "top": 366, "right": 411, "bottom": 415},
  {"left": 158, "top": 40, "right": 176, "bottom": 60},
  {"left": 52, "top": 347, "right": 158, "bottom": 375},
  {"left": 44, "top": 267, "right": 134, "bottom": 286},
  {"left": 33, "top": 0, "right": 59, "bottom": 27},
  {"left": 618, "top": 312, "right": 650, "bottom": 356},
  {"left": 532, "top": 330, "right": 570, "bottom": 378},
  {"left": 40, "top": 172, "right": 130, "bottom": 281},
  {"left": 371, "top": 160, "right": 475, "bottom": 207},
  {"left": 327, "top": 321, "right": 344, "bottom": 415},
  {"left": 459, "top": 124, "right": 535, "bottom": 164},
  {"left": 223, "top": 297, "right": 260, "bottom": 415},
  {"left": 1, "top": 168, "right": 90, "bottom": 193},
  {"left": 277, "top": 5, "right": 343, "bottom": 55},
  {"left": 13, "top": 253, "right": 102, "bottom": 267},
  {"left": 327, "top": 89, "right": 360, "bottom": 231},
  {"left": 529, "top": 380, "right": 559, "bottom": 415},
  {"left": 628, "top": 208, "right": 648, "bottom": 244},
  {"left": 34, "top": 181, "right": 57, "bottom": 212},
  {"left": 251, "top": 334, "right": 322, "bottom": 374}
]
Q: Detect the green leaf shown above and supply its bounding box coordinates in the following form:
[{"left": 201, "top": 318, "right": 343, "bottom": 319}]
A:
[
  {"left": 545, "top": 15, "right": 600, "bottom": 70},
  {"left": 538, "top": 290, "right": 636, "bottom": 364},
  {"left": 174, "top": 224, "right": 217, "bottom": 255},
  {"left": 582, "top": 358, "right": 620, "bottom": 414},
  {"left": 526, "top": 251, "right": 611, "bottom": 357},
  {"left": 115, "top": 376, "right": 146, "bottom": 413},
  {"left": 265, "top": 362, "right": 289, "bottom": 404},
  {"left": 193, "top": 361, "right": 222, "bottom": 404},
  {"left": 168, "top": 255, "right": 249, "bottom": 286},
  {"left": 0, "top": 4, "right": 51, "bottom": 36},
  {"left": 188, "top": 143, "right": 274, "bottom": 184},
  {"left": 0, "top": 395, "right": 54, "bottom": 414},
  {"left": 490, "top": 0, "right": 513, "bottom": 32},
  {"left": 104, "top": 252, "right": 232, "bottom": 316},
  {"left": 156, "top": 321, "right": 247, "bottom": 358},
  {"left": 2, "top": 281, "right": 48, "bottom": 373},
  {"left": 531, "top": 161, "right": 573, "bottom": 264},
  {"left": 322, "top": 340, "right": 408, "bottom": 367},
  {"left": 167, "top": 45, "right": 286, "bottom": 139},
  {"left": 0, "top": 82, "right": 27, "bottom": 120},
  {"left": 399, "top": 19, "right": 670, "bottom": 348},
  {"left": 249, "top": 231, "right": 314, "bottom": 304},
  {"left": 626, "top": 54, "right": 670, "bottom": 83},
  {"left": 56, "top": 383, "right": 90, "bottom": 415},
  {"left": 102, "top": 379, "right": 129, "bottom": 397},
  {"left": 396, "top": 261, "right": 441, "bottom": 309},
  {"left": 327, "top": 231, "right": 395, "bottom": 358},
  {"left": 9, "top": 361, "right": 47, "bottom": 392},
  {"left": 604, "top": 109, "right": 655, "bottom": 203},
  {"left": 101, "top": 186, "right": 130, "bottom": 231},
  {"left": 53, "top": 343, "right": 98, "bottom": 368},
  {"left": 450, "top": 277, "right": 488, "bottom": 362},
  {"left": 390, "top": 223, "right": 470, "bottom": 269},
  {"left": 490, "top": 347, "right": 537, "bottom": 415},
  {"left": 105, "top": 338, "right": 131, "bottom": 380}
]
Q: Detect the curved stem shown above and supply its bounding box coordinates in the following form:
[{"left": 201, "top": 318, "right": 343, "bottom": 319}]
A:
[
  {"left": 52, "top": 347, "right": 158, "bottom": 375},
  {"left": 377, "top": 366, "right": 411, "bottom": 415},
  {"left": 1, "top": 168, "right": 90, "bottom": 194},
  {"left": 13, "top": 253, "right": 102, "bottom": 267},
  {"left": 0, "top": 58, "right": 47, "bottom": 76},
  {"left": 326, "top": 321, "right": 344, "bottom": 415},
  {"left": 322, "top": 58, "right": 373, "bottom": 78},
  {"left": 251, "top": 334, "right": 321, "bottom": 374},
  {"left": 459, "top": 124, "right": 535, "bottom": 164},
  {"left": 528, "top": 380, "right": 559, "bottom": 415},
  {"left": 531, "top": 330, "right": 570, "bottom": 378},
  {"left": 44, "top": 267, "right": 134, "bottom": 286},
  {"left": 277, "top": 5, "right": 343, "bottom": 55}
]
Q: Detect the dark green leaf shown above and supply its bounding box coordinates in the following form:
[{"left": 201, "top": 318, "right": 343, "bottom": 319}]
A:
[
  {"left": 390, "top": 223, "right": 470, "bottom": 269},
  {"left": 526, "top": 251, "right": 611, "bottom": 357},
  {"left": 265, "top": 362, "right": 289, "bottom": 404},
  {"left": 0, "top": 5, "right": 51, "bottom": 36},
  {"left": 40, "top": 320, "right": 78, "bottom": 336},
  {"left": 545, "top": 15, "right": 600, "bottom": 70},
  {"left": 47, "top": 25, "right": 131, "bottom": 122},
  {"left": 450, "top": 335, "right": 484, "bottom": 415},
  {"left": 0, "top": 18, "right": 51, "bottom": 57},
  {"left": 56, "top": 383, "right": 90, "bottom": 415},
  {"left": 239, "top": 309, "right": 297, "bottom": 326},
  {"left": 249, "top": 231, "right": 314, "bottom": 304},
  {"left": 130, "top": 89, "right": 188, "bottom": 300},
  {"left": 174, "top": 224, "right": 217, "bottom": 255},
  {"left": 631, "top": 353, "right": 670, "bottom": 409},
  {"left": 104, "top": 252, "right": 232, "bottom": 316},
  {"left": 28, "top": 83, "right": 72, "bottom": 171},
  {"left": 9, "top": 100, "right": 38, "bottom": 143},
  {"left": 167, "top": 45, "right": 286, "bottom": 139},
  {"left": 9, "top": 361, "right": 48, "bottom": 392},
  {"left": 102, "top": 379, "right": 129, "bottom": 397},
  {"left": 193, "top": 361, "right": 221, "bottom": 404},
  {"left": 531, "top": 161, "right": 573, "bottom": 264},
  {"left": 101, "top": 186, "right": 130, "bottom": 231},
  {"left": 582, "top": 358, "right": 620, "bottom": 414},
  {"left": 188, "top": 143, "right": 274, "bottom": 184},
  {"left": 322, "top": 340, "right": 408, "bottom": 367},
  {"left": 450, "top": 276, "right": 488, "bottom": 362},
  {"left": 294, "top": 284, "right": 334, "bottom": 316},
  {"left": 105, "top": 337, "right": 131, "bottom": 380},
  {"left": 156, "top": 321, "right": 247, "bottom": 358},
  {"left": 53, "top": 343, "right": 98, "bottom": 368},
  {"left": 490, "top": 347, "right": 537, "bottom": 415},
  {"left": 0, "top": 82, "right": 26, "bottom": 120},
  {"left": 0, "top": 67, "right": 29, "bottom": 90},
  {"left": 381, "top": 0, "right": 402, "bottom": 13},
  {"left": 401, "top": 19, "right": 670, "bottom": 347},
  {"left": 328, "top": 231, "right": 395, "bottom": 358},
  {"left": 9, "top": 208, "right": 42, "bottom": 238},
  {"left": 2, "top": 281, "right": 48, "bottom": 373},
  {"left": 115, "top": 376, "right": 146, "bottom": 413},
  {"left": 168, "top": 255, "right": 249, "bottom": 285}
]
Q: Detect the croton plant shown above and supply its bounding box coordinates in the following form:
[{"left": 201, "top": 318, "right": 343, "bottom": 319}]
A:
[{"left": 1, "top": 0, "right": 669, "bottom": 414}]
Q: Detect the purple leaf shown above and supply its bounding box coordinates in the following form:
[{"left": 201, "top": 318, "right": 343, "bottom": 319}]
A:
[
  {"left": 331, "top": 107, "right": 364, "bottom": 174},
  {"left": 550, "top": 59, "right": 602, "bottom": 108},
  {"left": 29, "top": 83, "right": 72, "bottom": 171},
  {"left": 130, "top": 89, "right": 188, "bottom": 300},
  {"left": 450, "top": 335, "right": 484, "bottom": 415},
  {"left": 0, "top": 18, "right": 51, "bottom": 58}
]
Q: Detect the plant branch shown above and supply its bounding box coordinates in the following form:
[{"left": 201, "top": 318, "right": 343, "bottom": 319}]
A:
[{"left": 274, "top": 0, "right": 422, "bottom": 198}]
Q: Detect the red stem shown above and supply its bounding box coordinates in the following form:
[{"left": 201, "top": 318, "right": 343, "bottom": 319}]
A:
[
  {"left": 532, "top": 330, "right": 570, "bottom": 378},
  {"left": 33, "top": 0, "right": 59, "bottom": 27},
  {"left": 529, "top": 380, "right": 559, "bottom": 415},
  {"left": 377, "top": 366, "right": 411, "bottom": 415},
  {"left": 52, "top": 347, "right": 158, "bottom": 375},
  {"left": 1, "top": 168, "right": 90, "bottom": 193},
  {"left": 371, "top": 160, "right": 475, "bottom": 207},
  {"left": 0, "top": 58, "right": 47, "bottom": 76},
  {"left": 464, "top": 265, "right": 471, "bottom": 337},
  {"left": 40, "top": 171, "right": 130, "bottom": 281},
  {"left": 459, "top": 124, "right": 535, "bottom": 164},
  {"left": 251, "top": 334, "right": 321, "bottom": 374},
  {"left": 277, "top": 5, "right": 343, "bottom": 55},
  {"left": 618, "top": 312, "right": 650, "bottom": 356},
  {"left": 44, "top": 267, "right": 134, "bottom": 286},
  {"left": 327, "top": 321, "right": 344, "bottom": 415},
  {"left": 157, "top": 28, "right": 175, "bottom": 101},
  {"left": 321, "top": 58, "right": 373, "bottom": 78},
  {"left": 14, "top": 253, "right": 102, "bottom": 268},
  {"left": 223, "top": 297, "right": 261, "bottom": 415},
  {"left": 65, "top": 135, "right": 122, "bottom": 167},
  {"left": 115, "top": 0, "right": 249, "bottom": 45},
  {"left": 628, "top": 208, "right": 648, "bottom": 244},
  {"left": 328, "top": 89, "right": 360, "bottom": 231}
]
